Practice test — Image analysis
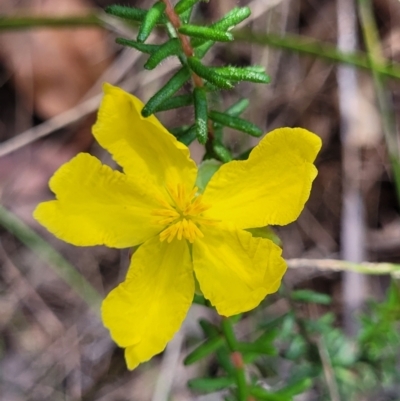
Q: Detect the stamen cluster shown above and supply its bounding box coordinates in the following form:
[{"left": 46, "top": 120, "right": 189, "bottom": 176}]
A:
[{"left": 153, "top": 184, "right": 214, "bottom": 243}]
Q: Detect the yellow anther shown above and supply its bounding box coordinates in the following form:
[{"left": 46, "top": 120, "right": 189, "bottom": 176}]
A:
[{"left": 156, "top": 183, "right": 216, "bottom": 243}]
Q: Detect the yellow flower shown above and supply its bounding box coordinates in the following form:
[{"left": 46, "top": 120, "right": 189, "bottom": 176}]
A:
[{"left": 34, "top": 84, "right": 321, "bottom": 370}]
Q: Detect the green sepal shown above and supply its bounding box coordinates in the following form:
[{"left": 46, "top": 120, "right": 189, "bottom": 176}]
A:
[
  {"left": 184, "top": 336, "right": 225, "bottom": 365},
  {"left": 115, "top": 38, "right": 160, "bottom": 54},
  {"left": 191, "top": 7, "right": 251, "bottom": 47},
  {"left": 137, "top": 1, "right": 166, "bottom": 43},
  {"left": 213, "top": 141, "right": 232, "bottom": 162},
  {"left": 212, "top": 66, "right": 270, "bottom": 84},
  {"left": 196, "top": 159, "right": 221, "bottom": 192},
  {"left": 174, "top": 0, "right": 201, "bottom": 14},
  {"left": 178, "top": 124, "right": 197, "bottom": 145},
  {"left": 193, "top": 87, "right": 209, "bottom": 144},
  {"left": 192, "top": 293, "right": 207, "bottom": 305},
  {"left": 105, "top": 5, "right": 148, "bottom": 21},
  {"left": 188, "top": 377, "right": 234, "bottom": 392},
  {"left": 291, "top": 289, "right": 332, "bottom": 305},
  {"left": 187, "top": 57, "right": 233, "bottom": 89},
  {"left": 208, "top": 110, "right": 263, "bottom": 137},
  {"left": 144, "top": 38, "right": 182, "bottom": 70},
  {"left": 179, "top": 24, "right": 234, "bottom": 42},
  {"left": 142, "top": 67, "right": 191, "bottom": 117},
  {"left": 246, "top": 227, "right": 282, "bottom": 246},
  {"left": 153, "top": 94, "right": 193, "bottom": 112}
]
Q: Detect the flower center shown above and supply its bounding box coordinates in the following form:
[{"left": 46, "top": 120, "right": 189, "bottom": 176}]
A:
[{"left": 153, "top": 183, "right": 215, "bottom": 243}]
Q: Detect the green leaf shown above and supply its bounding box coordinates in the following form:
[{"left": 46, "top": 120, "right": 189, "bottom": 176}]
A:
[
  {"left": 255, "top": 327, "right": 279, "bottom": 346},
  {"left": 225, "top": 98, "right": 250, "bottom": 116},
  {"left": 291, "top": 290, "right": 332, "bottom": 305},
  {"left": 169, "top": 125, "right": 191, "bottom": 136},
  {"left": 184, "top": 336, "right": 225, "bottom": 365},
  {"left": 105, "top": 5, "right": 148, "bottom": 21},
  {"left": 174, "top": 0, "right": 201, "bottom": 15},
  {"left": 285, "top": 336, "right": 307, "bottom": 360},
  {"left": 193, "top": 87, "right": 209, "bottom": 144},
  {"left": 187, "top": 57, "right": 233, "bottom": 89},
  {"left": 196, "top": 159, "right": 221, "bottom": 192},
  {"left": 208, "top": 110, "right": 263, "bottom": 136},
  {"left": 188, "top": 377, "right": 234, "bottom": 392},
  {"left": 213, "top": 99, "right": 250, "bottom": 131},
  {"left": 213, "top": 141, "right": 232, "bottom": 162},
  {"left": 178, "top": 125, "right": 197, "bottom": 145},
  {"left": 179, "top": 24, "right": 234, "bottom": 42},
  {"left": 212, "top": 66, "right": 270, "bottom": 84},
  {"left": 144, "top": 38, "right": 182, "bottom": 69},
  {"left": 250, "top": 387, "right": 290, "bottom": 401},
  {"left": 142, "top": 67, "right": 191, "bottom": 117},
  {"left": 115, "top": 38, "right": 160, "bottom": 54},
  {"left": 199, "top": 319, "right": 220, "bottom": 337},
  {"left": 275, "top": 378, "right": 312, "bottom": 397},
  {"left": 211, "top": 6, "right": 251, "bottom": 31},
  {"left": 236, "top": 341, "right": 277, "bottom": 355},
  {"left": 198, "top": 320, "right": 236, "bottom": 376},
  {"left": 137, "top": 1, "right": 166, "bottom": 42},
  {"left": 154, "top": 94, "right": 193, "bottom": 112},
  {"left": 195, "top": 40, "right": 214, "bottom": 59},
  {"left": 192, "top": 7, "right": 251, "bottom": 47}
]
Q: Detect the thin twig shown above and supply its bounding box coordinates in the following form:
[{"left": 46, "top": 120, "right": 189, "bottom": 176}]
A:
[
  {"left": 221, "top": 318, "right": 249, "bottom": 401},
  {"left": 0, "top": 205, "right": 102, "bottom": 313},
  {"left": 287, "top": 258, "right": 400, "bottom": 277},
  {"left": 160, "top": 0, "right": 203, "bottom": 88},
  {"left": 316, "top": 337, "right": 342, "bottom": 401}
]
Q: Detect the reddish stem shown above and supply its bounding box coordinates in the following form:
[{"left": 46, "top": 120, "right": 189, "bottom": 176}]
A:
[{"left": 161, "top": 0, "right": 203, "bottom": 87}]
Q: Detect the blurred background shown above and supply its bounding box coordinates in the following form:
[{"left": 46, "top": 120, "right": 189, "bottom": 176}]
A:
[{"left": 1, "top": 0, "right": 400, "bottom": 400}]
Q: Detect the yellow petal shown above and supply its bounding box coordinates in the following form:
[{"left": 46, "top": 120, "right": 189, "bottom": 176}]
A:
[
  {"left": 93, "top": 84, "right": 198, "bottom": 195},
  {"left": 193, "top": 226, "right": 286, "bottom": 316},
  {"left": 202, "top": 128, "right": 321, "bottom": 228},
  {"left": 102, "top": 236, "right": 194, "bottom": 370},
  {"left": 34, "top": 153, "right": 162, "bottom": 247}
]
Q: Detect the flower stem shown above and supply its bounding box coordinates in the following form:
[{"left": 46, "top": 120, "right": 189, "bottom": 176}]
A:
[
  {"left": 160, "top": 0, "right": 203, "bottom": 88},
  {"left": 221, "top": 318, "right": 249, "bottom": 401},
  {"left": 160, "top": 0, "right": 216, "bottom": 144}
]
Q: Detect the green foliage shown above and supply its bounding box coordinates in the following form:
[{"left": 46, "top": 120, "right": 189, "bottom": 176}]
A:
[
  {"left": 179, "top": 24, "right": 234, "bottom": 42},
  {"left": 105, "top": 3, "right": 400, "bottom": 401},
  {"left": 137, "top": 2, "right": 166, "bottom": 42},
  {"left": 208, "top": 110, "right": 263, "bottom": 137},
  {"left": 141, "top": 67, "right": 191, "bottom": 117},
  {"left": 107, "top": 0, "right": 264, "bottom": 162},
  {"left": 144, "top": 38, "right": 182, "bottom": 69},
  {"left": 290, "top": 289, "right": 332, "bottom": 305},
  {"left": 193, "top": 87, "right": 208, "bottom": 143}
]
